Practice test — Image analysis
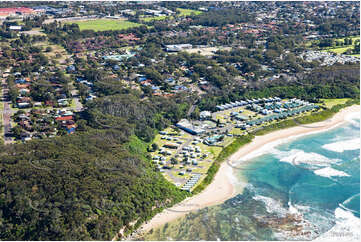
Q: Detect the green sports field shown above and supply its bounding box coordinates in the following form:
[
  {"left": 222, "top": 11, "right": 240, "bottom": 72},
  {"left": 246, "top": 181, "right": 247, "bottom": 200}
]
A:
[
  {"left": 177, "top": 8, "right": 202, "bottom": 16},
  {"left": 325, "top": 47, "right": 360, "bottom": 57},
  {"left": 320, "top": 98, "right": 351, "bottom": 109},
  {"left": 140, "top": 8, "right": 202, "bottom": 22},
  {"left": 141, "top": 15, "right": 168, "bottom": 22},
  {"left": 307, "top": 36, "right": 360, "bottom": 56},
  {"left": 67, "top": 19, "right": 143, "bottom": 31}
]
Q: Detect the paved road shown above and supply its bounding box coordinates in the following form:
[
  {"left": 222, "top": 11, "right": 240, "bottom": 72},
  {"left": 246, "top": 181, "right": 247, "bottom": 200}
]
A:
[
  {"left": 187, "top": 104, "right": 196, "bottom": 117},
  {"left": 211, "top": 106, "right": 247, "bottom": 120},
  {"left": 1, "top": 79, "right": 13, "bottom": 144},
  {"left": 71, "top": 89, "right": 83, "bottom": 112},
  {"left": 0, "top": 81, "right": 83, "bottom": 144},
  {"left": 173, "top": 137, "right": 192, "bottom": 157},
  {"left": 44, "top": 16, "right": 126, "bottom": 24}
]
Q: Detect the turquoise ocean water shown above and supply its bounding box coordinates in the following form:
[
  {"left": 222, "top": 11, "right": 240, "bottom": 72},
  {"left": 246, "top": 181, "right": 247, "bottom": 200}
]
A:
[
  {"left": 145, "top": 114, "right": 360, "bottom": 241},
  {"left": 233, "top": 114, "right": 360, "bottom": 240}
]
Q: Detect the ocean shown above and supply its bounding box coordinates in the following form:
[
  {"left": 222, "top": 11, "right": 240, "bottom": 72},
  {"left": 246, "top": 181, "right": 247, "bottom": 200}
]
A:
[{"left": 144, "top": 113, "right": 360, "bottom": 241}]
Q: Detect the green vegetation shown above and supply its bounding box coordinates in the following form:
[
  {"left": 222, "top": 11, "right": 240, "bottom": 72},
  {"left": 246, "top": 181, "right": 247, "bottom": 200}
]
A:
[
  {"left": 326, "top": 47, "right": 354, "bottom": 54},
  {"left": 143, "top": 189, "right": 276, "bottom": 241},
  {"left": 0, "top": 2, "right": 359, "bottom": 241},
  {"left": 193, "top": 98, "right": 358, "bottom": 194},
  {"left": 192, "top": 135, "right": 254, "bottom": 194},
  {"left": 307, "top": 36, "right": 360, "bottom": 47},
  {"left": 253, "top": 99, "right": 359, "bottom": 136},
  {"left": 198, "top": 143, "right": 222, "bottom": 157},
  {"left": 321, "top": 98, "right": 350, "bottom": 108},
  {"left": 177, "top": 8, "right": 203, "bottom": 16},
  {"left": 325, "top": 46, "right": 360, "bottom": 56},
  {"left": 0, "top": 131, "right": 188, "bottom": 240},
  {"left": 0, "top": 91, "right": 194, "bottom": 240},
  {"left": 294, "top": 99, "right": 359, "bottom": 124},
  {"left": 67, "top": 19, "right": 143, "bottom": 31},
  {"left": 141, "top": 16, "right": 168, "bottom": 22},
  {"left": 138, "top": 8, "right": 203, "bottom": 23},
  {"left": 309, "top": 36, "right": 360, "bottom": 56},
  {"left": 190, "top": 8, "right": 253, "bottom": 27},
  {"left": 335, "top": 36, "right": 360, "bottom": 42},
  {"left": 198, "top": 62, "right": 360, "bottom": 112}
]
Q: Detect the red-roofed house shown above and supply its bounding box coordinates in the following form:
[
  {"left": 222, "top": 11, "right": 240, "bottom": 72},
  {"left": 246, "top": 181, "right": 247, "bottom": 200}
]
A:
[
  {"left": 55, "top": 116, "right": 73, "bottom": 121},
  {"left": 0, "top": 7, "right": 34, "bottom": 18}
]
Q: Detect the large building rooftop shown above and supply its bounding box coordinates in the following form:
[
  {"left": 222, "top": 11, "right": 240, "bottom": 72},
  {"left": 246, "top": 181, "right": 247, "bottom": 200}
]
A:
[{"left": 176, "top": 119, "right": 205, "bottom": 135}]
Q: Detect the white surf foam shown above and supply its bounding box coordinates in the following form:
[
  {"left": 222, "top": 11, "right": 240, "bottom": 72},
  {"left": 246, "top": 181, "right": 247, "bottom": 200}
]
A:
[
  {"left": 322, "top": 138, "right": 360, "bottom": 153},
  {"left": 345, "top": 111, "right": 360, "bottom": 124},
  {"left": 236, "top": 138, "right": 289, "bottom": 161},
  {"left": 288, "top": 201, "right": 299, "bottom": 215},
  {"left": 271, "top": 201, "right": 321, "bottom": 240},
  {"left": 253, "top": 195, "right": 288, "bottom": 216},
  {"left": 274, "top": 149, "right": 340, "bottom": 168},
  {"left": 288, "top": 201, "right": 311, "bottom": 215},
  {"left": 314, "top": 207, "right": 360, "bottom": 241},
  {"left": 233, "top": 114, "right": 359, "bottom": 167},
  {"left": 339, "top": 203, "right": 359, "bottom": 215},
  {"left": 342, "top": 193, "right": 360, "bottom": 207},
  {"left": 234, "top": 124, "right": 343, "bottom": 164},
  {"left": 313, "top": 167, "right": 350, "bottom": 178}
]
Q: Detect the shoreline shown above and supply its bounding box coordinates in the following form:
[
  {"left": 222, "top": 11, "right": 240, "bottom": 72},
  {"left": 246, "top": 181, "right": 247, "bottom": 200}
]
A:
[{"left": 134, "top": 105, "right": 360, "bottom": 238}]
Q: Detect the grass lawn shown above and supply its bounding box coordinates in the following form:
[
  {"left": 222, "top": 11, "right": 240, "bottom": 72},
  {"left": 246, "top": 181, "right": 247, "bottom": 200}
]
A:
[
  {"left": 177, "top": 8, "right": 202, "bottom": 16},
  {"left": 152, "top": 127, "right": 184, "bottom": 146},
  {"left": 325, "top": 46, "right": 353, "bottom": 55},
  {"left": 140, "top": 8, "right": 202, "bottom": 23},
  {"left": 163, "top": 173, "right": 174, "bottom": 183},
  {"left": 191, "top": 159, "right": 212, "bottom": 173},
  {"left": 307, "top": 36, "right": 360, "bottom": 46},
  {"left": 231, "top": 127, "right": 247, "bottom": 136},
  {"left": 320, "top": 98, "right": 351, "bottom": 109},
  {"left": 171, "top": 170, "right": 191, "bottom": 180},
  {"left": 334, "top": 36, "right": 360, "bottom": 43},
  {"left": 214, "top": 114, "right": 229, "bottom": 123},
  {"left": 307, "top": 35, "right": 360, "bottom": 56},
  {"left": 34, "top": 40, "right": 71, "bottom": 64},
  {"left": 10, "top": 104, "right": 19, "bottom": 113},
  {"left": 242, "top": 109, "right": 260, "bottom": 119},
  {"left": 221, "top": 136, "right": 235, "bottom": 147},
  {"left": 69, "top": 99, "right": 77, "bottom": 109},
  {"left": 197, "top": 142, "right": 222, "bottom": 158},
  {"left": 141, "top": 15, "right": 168, "bottom": 22},
  {"left": 214, "top": 107, "right": 258, "bottom": 123},
  {"left": 67, "top": 19, "right": 143, "bottom": 31}
]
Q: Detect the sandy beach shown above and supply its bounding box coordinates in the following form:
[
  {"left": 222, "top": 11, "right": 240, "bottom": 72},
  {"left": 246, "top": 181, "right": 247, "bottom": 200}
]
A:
[{"left": 136, "top": 105, "right": 360, "bottom": 236}]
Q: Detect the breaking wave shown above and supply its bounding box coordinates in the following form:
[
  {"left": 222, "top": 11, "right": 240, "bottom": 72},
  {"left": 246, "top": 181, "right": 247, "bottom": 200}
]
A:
[
  {"left": 322, "top": 138, "right": 360, "bottom": 153},
  {"left": 273, "top": 149, "right": 340, "bottom": 168},
  {"left": 313, "top": 167, "right": 350, "bottom": 178},
  {"left": 252, "top": 195, "right": 288, "bottom": 216},
  {"left": 314, "top": 206, "right": 360, "bottom": 241}
]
